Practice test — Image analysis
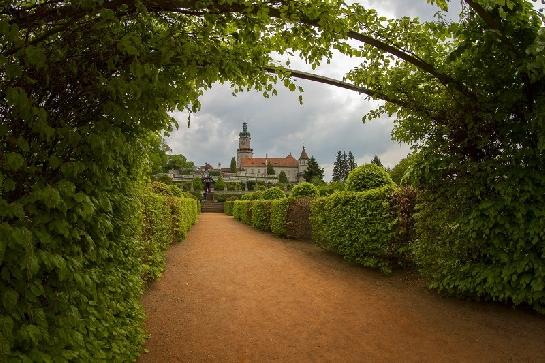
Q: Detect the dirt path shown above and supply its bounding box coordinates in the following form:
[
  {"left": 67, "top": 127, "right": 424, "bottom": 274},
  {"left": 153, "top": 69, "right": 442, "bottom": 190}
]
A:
[{"left": 139, "top": 214, "right": 545, "bottom": 362}]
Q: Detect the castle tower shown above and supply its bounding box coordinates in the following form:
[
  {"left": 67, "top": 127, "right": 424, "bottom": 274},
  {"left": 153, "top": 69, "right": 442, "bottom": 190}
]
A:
[
  {"left": 237, "top": 122, "right": 253, "bottom": 168},
  {"left": 298, "top": 146, "right": 309, "bottom": 179}
]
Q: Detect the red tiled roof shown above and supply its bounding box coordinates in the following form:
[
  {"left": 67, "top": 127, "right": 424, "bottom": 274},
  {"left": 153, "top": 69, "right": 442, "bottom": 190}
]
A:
[{"left": 241, "top": 155, "right": 299, "bottom": 168}]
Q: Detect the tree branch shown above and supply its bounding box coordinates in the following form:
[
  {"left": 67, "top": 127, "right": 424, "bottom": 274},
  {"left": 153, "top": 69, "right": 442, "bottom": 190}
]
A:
[
  {"left": 7, "top": 0, "right": 474, "bottom": 100},
  {"left": 266, "top": 66, "right": 446, "bottom": 121}
]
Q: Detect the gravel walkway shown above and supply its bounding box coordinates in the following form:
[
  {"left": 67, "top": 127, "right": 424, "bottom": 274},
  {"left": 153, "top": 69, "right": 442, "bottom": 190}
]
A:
[{"left": 139, "top": 214, "right": 545, "bottom": 362}]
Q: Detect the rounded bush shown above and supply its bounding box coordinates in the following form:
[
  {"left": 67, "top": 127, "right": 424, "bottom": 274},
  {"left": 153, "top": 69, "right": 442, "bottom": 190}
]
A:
[
  {"left": 262, "top": 186, "right": 286, "bottom": 200},
  {"left": 346, "top": 164, "right": 394, "bottom": 192},
  {"left": 291, "top": 182, "right": 319, "bottom": 197}
]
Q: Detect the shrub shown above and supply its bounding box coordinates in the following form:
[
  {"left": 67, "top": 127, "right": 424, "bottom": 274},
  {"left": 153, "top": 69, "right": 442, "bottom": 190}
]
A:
[
  {"left": 262, "top": 187, "right": 285, "bottom": 200},
  {"left": 192, "top": 177, "right": 204, "bottom": 192},
  {"left": 251, "top": 200, "right": 272, "bottom": 231},
  {"left": 140, "top": 190, "right": 198, "bottom": 281},
  {"left": 224, "top": 201, "right": 235, "bottom": 215},
  {"left": 291, "top": 182, "right": 319, "bottom": 198},
  {"left": 286, "top": 197, "right": 313, "bottom": 240},
  {"left": 233, "top": 200, "right": 253, "bottom": 225},
  {"left": 271, "top": 198, "right": 289, "bottom": 236},
  {"left": 152, "top": 181, "right": 183, "bottom": 197},
  {"left": 390, "top": 187, "right": 418, "bottom": 267},
  {"left": 241, "top": 191, "right": 263, "bottom": 200},
  {"left": 215, "top": 176, "right": 226, "bottom": 191},
  {"left": 345, "top": 164, "right": 395, "bottom": 192},
  {"left": 310, "top": 186, "right": 398, "bottom": 273}
]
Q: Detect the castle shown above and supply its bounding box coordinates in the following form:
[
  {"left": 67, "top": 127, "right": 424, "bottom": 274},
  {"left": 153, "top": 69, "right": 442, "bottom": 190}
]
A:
[{"left": 236, "top": 123, "right": 309, "bottom": 183}]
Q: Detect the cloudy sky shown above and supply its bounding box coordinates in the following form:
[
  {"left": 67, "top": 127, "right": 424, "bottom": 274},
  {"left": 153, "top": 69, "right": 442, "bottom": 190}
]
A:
[{"left": 166, "top": 1, "right": 463, "bottom": 179}]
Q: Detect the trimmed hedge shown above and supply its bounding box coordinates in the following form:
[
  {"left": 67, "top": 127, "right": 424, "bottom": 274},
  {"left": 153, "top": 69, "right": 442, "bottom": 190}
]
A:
[
  {"left": 262, "top": 187, "right": 285, "bottom": 200},
  {"left": 286, "top": 197, "right": 313, "bottom": 240},
  {"left": 140, "top": 189, "right": 198, "bottom": 281},
  {"left": 310, "top": 186, "right": 398, "bottom": 273},
  {"left": 233, "top": 200, "right": 253, "bottom": 225},
  {"left": 291, "top": 182, "right": 319, "bottom": 197},
  {"left": 346, "top": 164, "right": 395, "bottom": 192},
  {"left": 224, "top": 200, "right": 235, "bottom": 215},
  {"left": 271, "top": 198, "right": 289, "bottom": 236},
  {"left": 251, "top": 200, "right": 272, "bottom": 231}
]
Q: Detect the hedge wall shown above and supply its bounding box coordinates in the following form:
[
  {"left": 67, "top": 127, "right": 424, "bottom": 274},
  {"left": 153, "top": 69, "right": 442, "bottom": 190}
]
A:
[
  {"left": 139, "top": 189, "right": 199, "bottom": 281},
  {"left": 310, "top": 186, "right": 399, "bottom": 273},
  {"left": 233, "top": 200, "right": 253, "bottom": 225},
  {"left": 286, "top": 197, "right": 313, "bottom": 240},
  {"left": 251, "top": 201, "right": 272, "bottom": 232},
  {"left": 224, "top": 201, "right": 234, "bottom": 216},
  {"left": 270, "top": 198, "right": 289, "bottom": 236}
]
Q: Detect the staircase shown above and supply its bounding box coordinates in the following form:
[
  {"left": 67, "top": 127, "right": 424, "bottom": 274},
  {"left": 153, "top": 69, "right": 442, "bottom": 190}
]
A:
[{"left": 201, "top": 201, "right": 224, "bottom": 213}]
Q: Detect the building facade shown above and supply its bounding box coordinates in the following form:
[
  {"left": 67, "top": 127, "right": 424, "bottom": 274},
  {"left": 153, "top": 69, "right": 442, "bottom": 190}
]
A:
[{"left": 236, "top": 123, "right": 309, "bottom": 183}]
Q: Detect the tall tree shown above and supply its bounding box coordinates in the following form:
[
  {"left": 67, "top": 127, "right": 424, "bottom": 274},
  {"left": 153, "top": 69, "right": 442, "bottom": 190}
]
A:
[
  {"left": 278, "top": 171, "right": 289, "bottom": 184},
  {"left": 348, "top": 151, "right": 357, "bottom": 172},
  {"left": 230, "top": 157, "right": 237, "bottom": 173},
  {"left": 267, "top": 162, "right": 275, "bottom": 175},
  {"left": 304, "top": 156, "right": 324, "bottom": 183},
  {"left": 371, "top": 155, "right": 383, "bottom": 168},
  {"left": 332, "top": 150, "right": 343, "bottom": 181},
  {"left": 341, "top": 152, "right": 349, "bottom": 181}
]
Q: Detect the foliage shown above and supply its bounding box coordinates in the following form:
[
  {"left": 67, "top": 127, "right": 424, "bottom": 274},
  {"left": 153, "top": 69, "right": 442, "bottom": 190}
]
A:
[
  {"left": 241, "top": 191, "right": 263, "bottom": 200},
  {"left": 291, "top": 182, "right": 319, "bottom": 198},
  {"left": 192, "top": 177, "right": 204, "bottom": 192},
  {"left": 215, "top": 176, "right": 226, "bottom": 191},
  {"left": 318, "top": 182, "right": 345, "bottom": 196},
  {"left": 232, "top": 200, "right": 253, "bottom": 225},
  {"left": 224, "top": 201, "right": 235, "bottom": 216},
  {"left": 262, "top": 187, "right": 285, "bottom": 200},
  {"left": 345, "top": 164, "right": 395, "bottom": 192},
  {"left": 390, "top": 154, "right": 417, "bottom": 185},
  {"left": 285, "top": 197, "right": 314, "bottom": 240},
  {"left": 278, "top": 171, "right": 289, "bottom": 184},
  {"left": 333, "top": 150, "right": 356, "bottom": 181},
  {"left": 139, "top": 190, "right": 197, "bottom": 281},
  {"left": 152, "top": 181, "right": 183, "bottom": 197},
  {"left": 270, "top": 198, "right": 289, "bottom": 236},
  {"left": 310, "top": 186, "right": 398, "bottom": 273},
  {"left": 267, "top": 163, "right": 275, "bottom": 175},
  {"left": 303, "top": 156, "right": 324, "bottom": 183},
  {"left": 148, "top": 136, "right": 170, "bottom": 175},
  {"left": 166, "top": 154, "right": 194, "bottom": 172},
  {"left": 389, "top": 187, "right": 418, "bottom": 267},
  {"left": 230, "top": 157, "right": 237, "bottom": 173},
  {"left": 154, "top": 173, "right": 173, "bottom": 184},
  {"left": 332, "top": 0, "right": 545, "bottom": 310},
  {"left": 371, "top": 155, "right": 383, "bottom": 168},
  {"left": 251, "top": 201, "right": 272, "bottom": 231},
  {"left": 225, "top": 182, "right": 241, "bottom": 191}
]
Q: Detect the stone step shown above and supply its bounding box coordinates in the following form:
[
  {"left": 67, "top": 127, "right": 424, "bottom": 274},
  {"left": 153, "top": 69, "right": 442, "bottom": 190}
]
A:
[{"left": 201, "top": 202, "right": 224, "bottom": 213}]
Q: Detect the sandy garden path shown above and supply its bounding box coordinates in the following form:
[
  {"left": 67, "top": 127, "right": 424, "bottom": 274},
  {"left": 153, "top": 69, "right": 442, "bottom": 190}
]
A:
[{"left": 139, "top": 213, "right": 545, "bottom": 362}]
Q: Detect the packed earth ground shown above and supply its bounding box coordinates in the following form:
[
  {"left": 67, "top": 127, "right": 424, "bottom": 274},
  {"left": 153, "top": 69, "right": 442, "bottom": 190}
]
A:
[{"left": 140, "top": 214, "right": 545, "bottom": 362}]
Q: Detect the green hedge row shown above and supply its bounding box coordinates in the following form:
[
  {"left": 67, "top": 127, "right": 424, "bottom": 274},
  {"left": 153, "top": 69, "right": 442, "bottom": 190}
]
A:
[
  {"left": 311, "top": 186, "right": 398, "bottom": 273},
  {"left": 224, "top": 200, "right": 235, "bottom": 216},
  {"left": 140, "top": 189, "right": 198, "bottom": 281},
  {"left": 229, "top": 187, "right": 415, "bottom": 275},
  {"left": 271, "top": 199, "right": 289, "bottom": 236},
  {"left": 251, "top": 201, "right": 272, "bottom": 231}
]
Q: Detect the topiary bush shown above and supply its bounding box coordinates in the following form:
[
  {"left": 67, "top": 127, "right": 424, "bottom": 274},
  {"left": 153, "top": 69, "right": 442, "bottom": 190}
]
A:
[
  {"left": 291, "top": 182, "right": 319, "bottom": 198},
  {"left": 270, "top": 198, "right": 289, "bottom": 236},
  {"left": 262, "top": 186, "right": 286, "bottom": 200},
  {"left": 345, "top": 164, "right": 395, "bottom": 192},
  {"left": 310, "top": 186, "right": 399, "bottom": 273},
  {"left": 251, "top": 201, "right": 272, "bottom": 231}
]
